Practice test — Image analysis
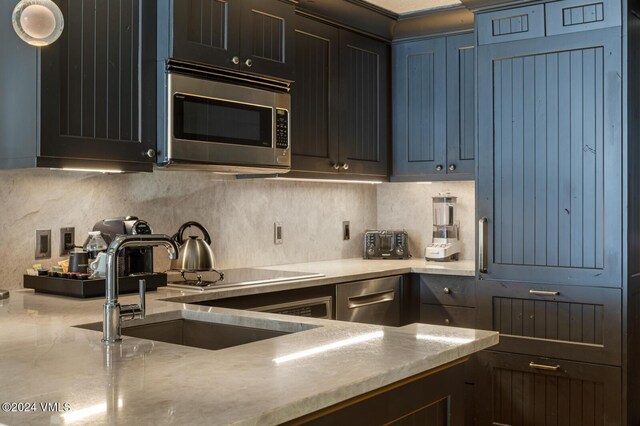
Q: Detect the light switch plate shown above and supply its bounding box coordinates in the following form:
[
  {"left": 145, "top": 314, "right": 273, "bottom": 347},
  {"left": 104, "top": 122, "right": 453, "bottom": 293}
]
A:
[
  {"left": 59, "top": 227, "right": 75, "bottom": 256},
  {"left": 35, "top": 229, "right": 51, "bottom": 259},
  {"left": 343, "top": 221, "right": 350, "bottom": 240},
  {"left": 274, "top": 222, "right": 283, "bottom": 245}
]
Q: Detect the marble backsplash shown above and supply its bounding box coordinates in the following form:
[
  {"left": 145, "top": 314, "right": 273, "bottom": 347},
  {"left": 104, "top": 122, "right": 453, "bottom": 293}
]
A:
[
  {"left": 0, "top": 169, "right": 378, "bottom": 289},
  {"left": 0, "top": 169, "right": 476, "bottom": 290},
  {"left": 377, "top": 181, "right": 476, "bottom": 261}
]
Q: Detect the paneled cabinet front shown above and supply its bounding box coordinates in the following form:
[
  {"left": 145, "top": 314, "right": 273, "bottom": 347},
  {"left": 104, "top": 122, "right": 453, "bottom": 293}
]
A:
[
  {"left": 476, "top": 28, "right": 622, "bottom": 286},
  {"left": 475, "top": 351, "right": 622, "bottom": 426},
  {"left": 168, "top": 0, "right": 295, "bottom": 80},
  {"left": 39, "top": 0, "right": 156, "bottom": 170},
  {"left": 291, "top": 18, "right": 390, "bottom": 178},
  {"left": 392, "top": 33, "right": 475, "bottom": 181}
]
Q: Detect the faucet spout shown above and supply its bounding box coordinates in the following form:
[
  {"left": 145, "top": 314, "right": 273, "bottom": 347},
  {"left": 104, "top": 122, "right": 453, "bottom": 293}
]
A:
[{"left": 102, "top": 234, "right": 179, "bottom": 344}]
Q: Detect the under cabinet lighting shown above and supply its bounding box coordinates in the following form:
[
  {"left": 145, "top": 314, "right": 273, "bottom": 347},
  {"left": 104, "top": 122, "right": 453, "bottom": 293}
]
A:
[
  {"left": 52, "top": 168, "right": 125, "bottom": 174},
  {"left": 266, "top": 177, "right": 383, "bottom": 185}
]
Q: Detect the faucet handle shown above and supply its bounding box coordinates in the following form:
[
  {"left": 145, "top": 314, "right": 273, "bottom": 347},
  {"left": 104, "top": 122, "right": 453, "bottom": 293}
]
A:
[{"left": 139, "top": 279, "right": 146, "bottom": 320}]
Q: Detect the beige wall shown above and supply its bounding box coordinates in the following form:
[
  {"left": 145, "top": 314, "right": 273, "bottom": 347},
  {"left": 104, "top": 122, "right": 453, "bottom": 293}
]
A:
[
  {"left": 0, "top": 169, "right": 378, "bottom": 289},
  {"left": 0, "top": 169, "right": 476, "bottom": 290},
  {"left": 376, "top": 181, "right": 476, "bottom": 260}
]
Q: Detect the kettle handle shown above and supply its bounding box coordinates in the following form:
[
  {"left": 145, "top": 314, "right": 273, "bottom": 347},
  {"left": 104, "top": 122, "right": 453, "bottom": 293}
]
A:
[{"left": 173, "top": 221, "right": 212, "bottom": 245}]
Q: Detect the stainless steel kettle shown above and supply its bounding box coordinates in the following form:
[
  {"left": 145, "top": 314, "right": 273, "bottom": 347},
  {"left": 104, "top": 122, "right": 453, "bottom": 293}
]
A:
[{"left": 170, "top": 221, "right": 216, "bottom": 272}]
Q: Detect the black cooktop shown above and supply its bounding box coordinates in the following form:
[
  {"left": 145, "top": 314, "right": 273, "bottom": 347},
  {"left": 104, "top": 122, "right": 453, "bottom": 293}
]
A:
[{"left": 166, "top": 268, "right": 324, "bottom": 291}]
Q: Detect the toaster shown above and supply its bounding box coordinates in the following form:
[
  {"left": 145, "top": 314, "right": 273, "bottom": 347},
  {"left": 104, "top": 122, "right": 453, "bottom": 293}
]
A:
[{"left": 363, "top": 230, "right": 410, "bottom": 259}]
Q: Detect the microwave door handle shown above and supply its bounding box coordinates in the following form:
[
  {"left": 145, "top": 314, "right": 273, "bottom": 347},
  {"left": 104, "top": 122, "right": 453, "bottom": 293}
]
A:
[{"left": 347, "top": 290, "right": 396, "bottom": 309}]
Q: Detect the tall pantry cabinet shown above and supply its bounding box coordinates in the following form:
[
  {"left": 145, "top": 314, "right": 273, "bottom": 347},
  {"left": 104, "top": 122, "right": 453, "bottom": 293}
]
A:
[{"left": 472, "top": 0, "right": 633, "bottom": 424}]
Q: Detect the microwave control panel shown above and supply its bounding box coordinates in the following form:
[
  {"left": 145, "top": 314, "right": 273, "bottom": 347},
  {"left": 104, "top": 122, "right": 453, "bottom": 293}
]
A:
[{"left": 276, "top": 109, "right": 289, "bottom": 149}]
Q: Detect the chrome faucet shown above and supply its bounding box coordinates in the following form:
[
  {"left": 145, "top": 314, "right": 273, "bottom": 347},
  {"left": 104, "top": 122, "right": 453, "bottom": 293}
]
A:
[{"left": 102, "top": 234, "right": 179, "bottom": 344}]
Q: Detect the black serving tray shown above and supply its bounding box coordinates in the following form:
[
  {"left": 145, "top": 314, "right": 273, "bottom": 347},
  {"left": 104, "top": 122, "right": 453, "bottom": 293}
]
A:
[{"left": 23, "top": 273, "right": 167, "bottom": 298}]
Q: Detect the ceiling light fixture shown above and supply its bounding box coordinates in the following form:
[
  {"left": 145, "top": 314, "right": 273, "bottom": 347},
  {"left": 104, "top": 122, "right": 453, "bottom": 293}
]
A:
[{"left": 12, "top": 0, "right": 64, "bottom": 47}]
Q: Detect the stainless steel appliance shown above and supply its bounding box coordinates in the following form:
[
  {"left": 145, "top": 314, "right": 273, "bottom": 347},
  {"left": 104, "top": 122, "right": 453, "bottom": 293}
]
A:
[
  {"left": 250, "top": 297, "right": 333, "bottom": 320},
  {"left": 363, "top": 230, "right": 410, "bottom": 259},
  {"left": 91, "top": 217, "right": 155, "bottom": 276},
  {"left": 336, "top": 276, "right": 401, "bottom": 326},
  {"left": 170, "top": 221, "right": 216, "bottom": 272},
  {"left": 425, "top": 196, "right": 462, "bottom": 261},
  {"left": 158, "top": 71, "right": 290, "bottom": 174}
]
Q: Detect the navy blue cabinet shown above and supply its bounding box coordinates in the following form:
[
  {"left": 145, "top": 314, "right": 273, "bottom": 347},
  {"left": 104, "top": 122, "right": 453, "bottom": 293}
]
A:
[
  {"left": 392, "top": 33, "right": 475, "bottom": 181},
  {"left": 290, "top": 17, "right": 390, "bottom": 178},
  {"left": 160, "top": 0, "right": 295, "bottom": 81},
  {"left": 477, "top": 28, "right": 622, "bottom": 287}
]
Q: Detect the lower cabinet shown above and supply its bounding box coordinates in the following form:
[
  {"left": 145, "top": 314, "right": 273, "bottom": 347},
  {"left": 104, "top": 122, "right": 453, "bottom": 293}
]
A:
[
  {"left": 475, "top": 351, "right": 622, "bottom": 426},
  {"left": 284, "top": 359, "right": 468, "bottom": 426}
]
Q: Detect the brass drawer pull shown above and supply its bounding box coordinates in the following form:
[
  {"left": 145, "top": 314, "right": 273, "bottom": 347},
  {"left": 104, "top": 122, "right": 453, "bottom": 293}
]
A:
[
  {"left": 529, "top": 362, "right": 560, "bottom": 371},
  {"left": 529, "top": 289, "right": 560, "bottom": 296},
  {"left": 479, "top": 218, "right": 488, "bottom": 273}
]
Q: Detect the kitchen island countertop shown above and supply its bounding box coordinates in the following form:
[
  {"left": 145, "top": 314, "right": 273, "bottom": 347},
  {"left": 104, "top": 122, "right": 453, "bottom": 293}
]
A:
[{"left": 0, "top": 257, "right": 493, "bottom": 425}]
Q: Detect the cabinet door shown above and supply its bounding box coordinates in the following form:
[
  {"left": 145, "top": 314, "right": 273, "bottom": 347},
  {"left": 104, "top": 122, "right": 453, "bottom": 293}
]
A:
[
  {"left": 240, "top": 0, "right": 295, "bottom": 80},
  {"left": 446, "top": 33, "right": 475, "bottom": 178},
  {"left": 290, "top": 17, "right": 340, "bottom": 174},
  {"left": 475, "top": 351, "right": 622, "bottom": 426},
  {"left": 392, "top": 37, "right": 447, "bottom": 180},
  {"left": 40, "top": 0, "right": 155, "bottom": 169},
  {"left": 339, "top": 30, "right": 389, "bottom": 177},
  {"left": 171, "top": 0, "right": 241, "bottom": 69},
  {"left": 477, "top": 29, "right": 622, "bottom": 286}
]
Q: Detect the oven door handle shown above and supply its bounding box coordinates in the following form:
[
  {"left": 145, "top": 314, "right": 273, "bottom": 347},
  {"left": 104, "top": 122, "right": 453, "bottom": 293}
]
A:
[{"left": 347, "top": 290, "right": 396, "bottom": 309}]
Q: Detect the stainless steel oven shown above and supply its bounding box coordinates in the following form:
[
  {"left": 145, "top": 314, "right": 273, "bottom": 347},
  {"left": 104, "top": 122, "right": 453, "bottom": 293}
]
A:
[{"left": 159, "top": 72, "right": 290, "bottom": 173}]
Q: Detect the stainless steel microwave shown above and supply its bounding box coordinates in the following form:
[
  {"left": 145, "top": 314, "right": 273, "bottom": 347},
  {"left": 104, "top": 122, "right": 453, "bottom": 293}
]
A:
[{"left": 158, "top": 72, "right": 290, "bottom": 174}]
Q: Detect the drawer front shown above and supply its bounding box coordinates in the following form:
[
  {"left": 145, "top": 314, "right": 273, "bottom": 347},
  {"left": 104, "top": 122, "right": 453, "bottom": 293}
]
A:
[
  {"left": 546, "top": 0, "right": 621, "bottom": 36},
  {"left": 420, "top": 304, "right": 475, "bottom": 328},
  {"left": 420, "top": 275, "right": 475, "bottom": 307},
  {"left": 475, "top": 351, "right": 622, "bottom": 426},
  {"left": 477, "top": 5, "right": 545, "bottom": 45},
  {"left": 477, "top": 281, "right": 622, "bottom": 365}
]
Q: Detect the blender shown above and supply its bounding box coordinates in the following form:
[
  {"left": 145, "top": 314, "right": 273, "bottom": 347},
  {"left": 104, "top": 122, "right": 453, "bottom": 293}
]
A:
[{"left": 425, "top": 195, "right": 462, "bottom": 261}]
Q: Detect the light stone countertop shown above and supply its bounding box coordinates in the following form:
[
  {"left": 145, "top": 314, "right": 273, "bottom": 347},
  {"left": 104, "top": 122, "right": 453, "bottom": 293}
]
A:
[
  {"left": 0, "top": 257, "right": 493, "bottom": 426},
  {"left": 159, "top": 258, "right": 476, "bottom": 304}
]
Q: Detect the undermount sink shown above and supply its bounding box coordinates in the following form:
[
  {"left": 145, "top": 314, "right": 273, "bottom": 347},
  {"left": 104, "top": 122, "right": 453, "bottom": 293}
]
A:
[{"left": 76, "top": 310, "right": 317, "bottom": 351}]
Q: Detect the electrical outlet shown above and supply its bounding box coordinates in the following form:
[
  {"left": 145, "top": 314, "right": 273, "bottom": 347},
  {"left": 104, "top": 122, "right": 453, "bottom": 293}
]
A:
[
  {"left": 35, "top": 229, "right": 51, "bottom": 259},
  {"left": 274, "top": 222, "right": 283, "bottom": 245},
  {"left": 59, "top": 227, "right": 75, "bottom": 256},
  {"left": 343, "top": 221, "right": 350, "bottom": 240}
]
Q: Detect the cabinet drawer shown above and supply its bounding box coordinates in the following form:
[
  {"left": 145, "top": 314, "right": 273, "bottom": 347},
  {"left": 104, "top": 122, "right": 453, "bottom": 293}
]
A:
[
  {"left": 420, "top": 275, "right": 475, "bottom": 307},
  {"left": 475, "top": 351, "right": 622, "bottom": 426},
  {"left": 477, "top": 281, "right": 621, "bottom": 365},
  {"left": 477, "top": 5, "right": 545, "bottom": 45},
  {"left": 420, "top": 305, "right": 475, "bottom": 328},
  {"left": 546, "top": 0, "right": 621, "bottom": 36}
]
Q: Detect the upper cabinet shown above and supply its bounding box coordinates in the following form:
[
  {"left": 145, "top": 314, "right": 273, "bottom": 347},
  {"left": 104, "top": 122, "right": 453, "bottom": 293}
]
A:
[
  {"left": 392, "top": 32, "right": 475, "bottom": 181},
  {"left": 291, "top": 16, "right": 390, "bottom": 178},
  {"left": 0, "top": 0, "right": 156, "bottom": 172},
  {"left": 162, "top": 0, "right": 295, "bottom": 81}
]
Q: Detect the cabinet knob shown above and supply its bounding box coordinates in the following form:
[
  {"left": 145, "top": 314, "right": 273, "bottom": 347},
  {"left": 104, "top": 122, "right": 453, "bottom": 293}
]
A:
[
  {"left": 244, "top": 59, "right": 253, "bottom": 68},
  {"left": 448, "top": 164, "right": 456, "bottom": 171},
  {"left": 444, "top": 318, "right": 451, "bottom": 325},
  {"left": 232, "top": 56, "right": 240, "bottom": 65},
  {"left": 342, "top": 163, "right": 349, "bottom": 171},
  {"left": 333, "top": 162, "right": 341, "bottom": 170},
  {"left": 436, "top": 164, "right": 443, "bottom": 171},
  {"left": 443, "top": 287, "right": 451, "bottom": 294},
  {"left": 144, "top": 149, "right": 156, "bottom": 158}
]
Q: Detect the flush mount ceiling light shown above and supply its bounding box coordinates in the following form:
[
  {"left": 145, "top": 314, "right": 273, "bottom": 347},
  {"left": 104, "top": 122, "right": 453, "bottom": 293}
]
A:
[{"left": 12, "top": 0, "right": 64, "bottom": 46}]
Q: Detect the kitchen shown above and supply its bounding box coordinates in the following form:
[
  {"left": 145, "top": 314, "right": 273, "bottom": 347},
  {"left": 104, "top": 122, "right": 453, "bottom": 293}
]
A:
[{"left": 0, "top": 0, "right": 637, "bottom": 424}]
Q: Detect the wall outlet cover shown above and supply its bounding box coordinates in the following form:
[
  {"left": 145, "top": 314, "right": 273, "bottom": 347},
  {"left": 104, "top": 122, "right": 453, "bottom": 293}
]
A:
[
  {"left": 59, "top": 227, "right": 75, "bottom": 256},
  {"left": 274, "top": 222, "right": 283, "bottom": 245},
  {"left": 35, "top": 229, "right": 51, "bottom": 259},
  {"left": 343, "top": 221, "right": 351, "bottom": 240}
]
